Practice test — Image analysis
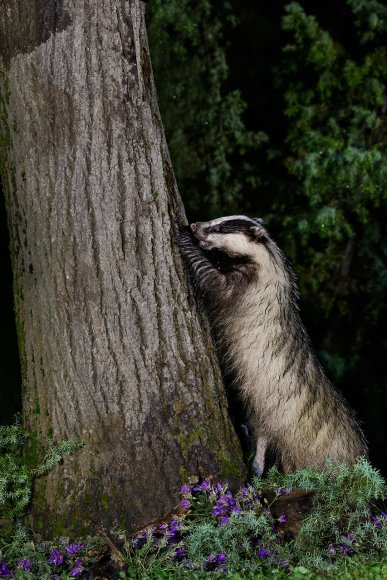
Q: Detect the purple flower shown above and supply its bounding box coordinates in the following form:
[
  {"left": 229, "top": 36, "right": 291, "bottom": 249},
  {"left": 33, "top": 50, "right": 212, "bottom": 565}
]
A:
[
  {"left": 0, "top": 562, "right": 12, "bottom": 578},
  {"left": 17, "top": 558, "right": 32, "bottom": 571},
  {"left": 66, "top": 543, "right": 82, "bottom": 555},
  {"left": 180, "top": 484, "right": 191, "bottom": 494},
  {"left": 48, "top": 549, "right": 64, "bottom": 565},
  {"left": 278, "top": 514, "right": 287, "bottom": 524},
  {"left": 159, "top": 523, "right": 169, "bottom": 533},
  {"left": 277, "top": 487, "right": 292, "bottom": 496},
  {"left": 217, "top": 554, "right": 227, "bottom": 564},
  {"left": 207, "top": 554, "right": 217, "bottom": 563},
  {"left": 219, "top": 517, "right": 230, "bottom": 526},
  {"left": 338, "top": 543, "right": 354, "bottom": 557},
  {"left": 71, "top": 558, "right": 84, "bottom": 577},
  {"left": 180, "top": 499, "right": 191, "bottom": 509},
  {"left": 327, "top": 545, "right": 336, "bottom": 557},
  {"left": 258, "top": 548, "right": 268, "bottom": 559},
  {"left": 240, "top": 487, "right": 249, "bottom": 496},
  {"left": 231, "top": 506, "right": 241, "bottom": 515},
  {"left": 201, "top": 480, "right": 212, "bottom": 491},
  {"left": 216, "top": 483, "right": 226, "bottom": 493},
  {"left": 381, "top": 512, "right": 387, "bottom": 519},
  {"left": 173, "top": 548, "right": 186, "bottom": 560},
  {"left": 371, "top": 515, "right": 381, "bottom": 528}
]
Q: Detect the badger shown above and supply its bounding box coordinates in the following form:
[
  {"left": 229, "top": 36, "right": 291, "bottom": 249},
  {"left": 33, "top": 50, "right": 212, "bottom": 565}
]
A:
[{"left": 176, "top": 215, "right": 367, "bottom": 475}]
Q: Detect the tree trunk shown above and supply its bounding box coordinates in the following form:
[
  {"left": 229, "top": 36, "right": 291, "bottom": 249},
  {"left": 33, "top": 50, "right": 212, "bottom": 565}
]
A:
[{"left": 0, "top": 0, "right": 244, "bottom": 538}]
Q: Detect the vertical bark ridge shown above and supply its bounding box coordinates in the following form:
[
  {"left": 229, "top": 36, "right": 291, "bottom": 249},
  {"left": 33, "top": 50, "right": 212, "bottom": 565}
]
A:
[{"left": 0, "top": 0, "right": 245, "bottom": 537}]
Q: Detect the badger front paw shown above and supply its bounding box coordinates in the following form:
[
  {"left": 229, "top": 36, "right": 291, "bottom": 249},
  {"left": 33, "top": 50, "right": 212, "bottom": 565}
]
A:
[{"left": 175, "top": 223, "right": 198, "bottom": 248}]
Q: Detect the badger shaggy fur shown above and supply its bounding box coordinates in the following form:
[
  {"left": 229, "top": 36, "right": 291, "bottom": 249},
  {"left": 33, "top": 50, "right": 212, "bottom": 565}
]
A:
[{"left": 177, "top": 215, "right": 367, "bottom": 475}]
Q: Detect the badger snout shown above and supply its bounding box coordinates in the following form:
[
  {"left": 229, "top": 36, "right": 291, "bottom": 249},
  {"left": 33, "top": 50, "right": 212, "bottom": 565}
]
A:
[
  {"left": 190, "top": 222, "right": 206, "bottom": 239},
  {"left": 190, "top": 222, "right": 212, "bottom": 248}
]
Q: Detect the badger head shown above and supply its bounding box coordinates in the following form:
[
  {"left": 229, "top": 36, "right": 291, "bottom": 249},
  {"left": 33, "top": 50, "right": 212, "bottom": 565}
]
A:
[{"left": 190, "top": 215, "right": 267, "bottom": 258}]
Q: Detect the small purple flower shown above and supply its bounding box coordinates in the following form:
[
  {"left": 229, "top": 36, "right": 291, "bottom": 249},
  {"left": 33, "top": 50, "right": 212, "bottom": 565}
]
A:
[
  {"left": 219, "top": 516, "right": 230, "bottom": 526},
  {"left": 277, "top": 487, "right": 292, "bottom": 496},
  {"left": 180, "top": 499, "right": 191, "bottom": 509},
  {"left": 258, "top": 548, "right": 268, "bottom": 559},
  {"left": 71, "top": 558, "right": 84, "bottom": 577},
  {"left": 216, "top": 483, "right": 226, "bottom": 493},
  {"left": 180, "top": 484, "right": 191, "bottom": 494},
  {"left": 371, "top": 515, "right": 382, "bottom": 528},
  {"left": 327, "top": 545, "right": 336, "bottom": 557},
  {"left": 240, "top": 487, "right": 249, "bottom": 496},
  {"left": 278, "top": 514, "right": 287, "bottom": 524},
  {"left": 0, "top": 562, "right": 12, "bottom": 578},
  {"left": 173, "top": 548, "right": 186, "bottom": 560},
  {"left": 338, "top": 543, "right": 354, "bottom": 557},
  {"left": 159, "top": 523, "right": 169, "bottom": 533},
  {"left": 201, "top": 480, "right": 212, "bottom": 491},
  {"left": 231, "top": 506, "right": 241, "bottom": 515},
  {"left": 17, "top": 558, "right": 32, "bottom": 571},
  {"left": 217, "top": 554, "right": 227, "bottom": 564},
  {"left": 381, "top": 512, "right": 387, "bottom": 519},
  {"left": 48, "top": 549, "right": 64, "bottom": 565},
  {"left": 207, "top": 554, "right": 217, "bottom": 563},
  {"left": 66, "top": 543, "right": 82, "bottom": 555}
]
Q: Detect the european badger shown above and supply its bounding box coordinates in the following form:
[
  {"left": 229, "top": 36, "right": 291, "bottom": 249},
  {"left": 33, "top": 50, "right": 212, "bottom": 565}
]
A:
[{"left": 177, "top": 215, "right": 367, "bottom": 475}]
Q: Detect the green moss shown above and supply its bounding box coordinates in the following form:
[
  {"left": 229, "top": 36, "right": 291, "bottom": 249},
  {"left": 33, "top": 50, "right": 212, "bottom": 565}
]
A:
[
  {"left": 179, "top": 465, "right": 189, "bottom": 483},
  {"left": 176, "top": 427, "right": 206, "bottom": 461},
  {"left": 218, "top": 450, "right": 245, "bottom": 481}
]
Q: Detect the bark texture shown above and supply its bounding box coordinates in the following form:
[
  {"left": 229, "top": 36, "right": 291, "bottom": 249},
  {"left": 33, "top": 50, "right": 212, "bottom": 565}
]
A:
[{"left": 0, "top": 0, "right": 244, "bottom": 537}]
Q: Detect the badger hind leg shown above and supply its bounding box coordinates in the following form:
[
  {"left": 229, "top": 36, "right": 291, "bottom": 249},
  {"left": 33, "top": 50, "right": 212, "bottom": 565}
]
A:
[{"left": 252, "top": 434, "right": 268, "bottom": 477}]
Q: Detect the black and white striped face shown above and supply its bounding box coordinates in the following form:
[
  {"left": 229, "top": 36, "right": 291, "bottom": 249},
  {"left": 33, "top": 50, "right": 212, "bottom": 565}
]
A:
[{"left": 190, "top": 215, "right": 267, "bottom": 257}]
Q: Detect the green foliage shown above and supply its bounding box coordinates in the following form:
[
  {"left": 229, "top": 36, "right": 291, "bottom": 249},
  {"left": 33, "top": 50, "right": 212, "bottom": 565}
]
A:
[
  {"left": 0, "top": 418, "right": 83, "bottom": 523},
  {"left": 119, "top": 460, "right": 387, "bottom": 578},
  {"left": 272, "top": 0, "right": 387, "bottom": 360},
  {"left": 255, "top": 459, "right": 387, "bottom": 568},
  {"left": 0, "top": 459, "right": 386, "bottom": 577},
  {"left": 146, "top": 0, "right": 266, "bottom": 217}
]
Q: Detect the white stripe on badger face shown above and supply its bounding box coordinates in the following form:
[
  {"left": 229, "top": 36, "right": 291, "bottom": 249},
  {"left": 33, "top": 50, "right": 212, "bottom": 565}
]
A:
[{"left": 209, "top": 215, "right": 257, "bottom": 227}]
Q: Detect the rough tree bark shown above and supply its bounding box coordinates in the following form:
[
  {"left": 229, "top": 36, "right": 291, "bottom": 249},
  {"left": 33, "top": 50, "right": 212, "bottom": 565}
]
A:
[{"left": 0, "top": 0, "right": 245, "bottom": 537}]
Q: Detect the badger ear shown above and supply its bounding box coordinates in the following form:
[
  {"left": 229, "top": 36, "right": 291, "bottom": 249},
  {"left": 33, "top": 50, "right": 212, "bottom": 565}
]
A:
[{"left": 252, "top": 217, "right": 265, "bottom": 226}]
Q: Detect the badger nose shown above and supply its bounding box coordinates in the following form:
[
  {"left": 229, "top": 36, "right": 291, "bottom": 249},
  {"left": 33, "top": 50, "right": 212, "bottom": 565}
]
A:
[{"left": 190, "top": 223, "right": 197, "bottom": 232}]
